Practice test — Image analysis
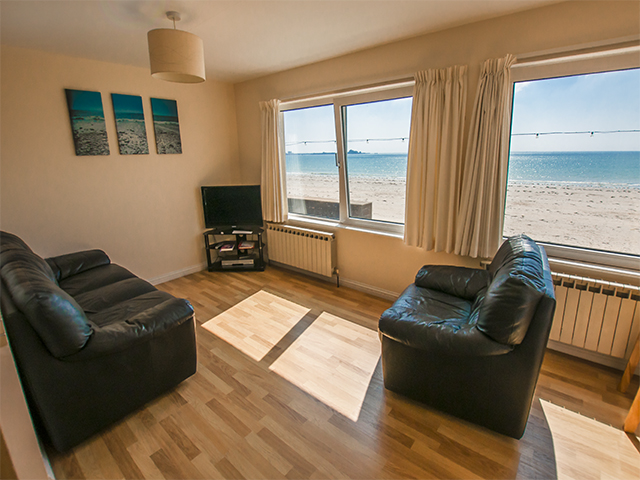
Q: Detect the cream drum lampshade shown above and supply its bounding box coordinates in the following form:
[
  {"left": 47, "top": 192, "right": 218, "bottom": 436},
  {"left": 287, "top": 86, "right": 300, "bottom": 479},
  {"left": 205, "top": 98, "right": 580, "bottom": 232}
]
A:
[{"left": 147, "top": 28, "right": 205, "bottom": 83}]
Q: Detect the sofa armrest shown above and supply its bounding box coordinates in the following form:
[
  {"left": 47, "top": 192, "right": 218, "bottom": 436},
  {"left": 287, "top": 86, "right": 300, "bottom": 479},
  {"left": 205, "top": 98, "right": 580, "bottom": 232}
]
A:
[
  {"left": 415, "top": 265, "right": 491, "bottom": 300},
  {"left": 63, "top": 298, "right": 194, "bottom": 362},
  {"left": 46, "top": 250, "right": 111, "bottom": 281}
]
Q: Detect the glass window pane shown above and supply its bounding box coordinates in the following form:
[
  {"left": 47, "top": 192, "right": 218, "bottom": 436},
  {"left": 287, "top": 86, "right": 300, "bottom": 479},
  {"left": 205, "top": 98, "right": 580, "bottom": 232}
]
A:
[
  {"left": 343, "top": 97, "right": 412, "bottom": 224},
  {"left": 283, "top": 105, "right": 339, "bottom": 220},
  {"left": 504, "top": 68, "right": 640, "bottom": 255}
]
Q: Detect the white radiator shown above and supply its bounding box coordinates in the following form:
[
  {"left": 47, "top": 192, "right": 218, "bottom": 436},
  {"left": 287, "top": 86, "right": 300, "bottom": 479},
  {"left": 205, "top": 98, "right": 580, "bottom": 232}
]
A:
[
  {"left": 266, "top": 224, "right": 336, "bottom": 278},
  {"left": 550, "top": 273, "right": 640, "bottom": 360}
]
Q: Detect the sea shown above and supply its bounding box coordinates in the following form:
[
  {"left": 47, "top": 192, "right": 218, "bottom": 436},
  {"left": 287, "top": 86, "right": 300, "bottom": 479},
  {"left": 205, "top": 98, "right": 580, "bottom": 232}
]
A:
[
  {"left": 285, "top": 151, "right": 640, "bottom": 186},
  {"left": 114, "top": 111, "right": 145, "bottom": 121}
]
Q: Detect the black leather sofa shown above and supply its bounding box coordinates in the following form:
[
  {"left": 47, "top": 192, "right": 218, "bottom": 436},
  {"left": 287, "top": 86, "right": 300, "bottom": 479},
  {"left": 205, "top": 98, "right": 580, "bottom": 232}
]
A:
[
  {"left": 378, "top": 235, "right": 556, "bottom": 438},
  {"left": 0, "top": 231, "right": 197, "bottom": 451}
]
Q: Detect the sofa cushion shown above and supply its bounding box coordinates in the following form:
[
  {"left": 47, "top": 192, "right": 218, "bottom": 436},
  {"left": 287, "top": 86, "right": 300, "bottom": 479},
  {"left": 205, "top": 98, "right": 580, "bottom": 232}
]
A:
[
  {"left": 477, "top": 235, "right": 546, "bottom": 345},
  {"left": 73, "top": 277, "right": 158, "bottom": 314},
  {"left": 415, "top": 265, "right": 491, "bottom": 301},
  {"left": 87, "top": 290, "right": 179, "bottom": 327},
  {"left": 1, "top": 252, "right": 92, "bottom": 358},
  {"left": 59, "top": 264, "right": 137, "bottom": 297},
  {"left": 47, "top": 250, "right": 111, "bottom": 282},
  {"left": 1, "top": 231, "right": 34, "bottom": 253},
  {"left": 68, "top": 296, "right": 195, "bottom": 362},
  {"left": 0, "top": 248, "right": 57, "bottom": 284},
  {"left": 379, "top": 284, "right": 513, "bottom": 356}
]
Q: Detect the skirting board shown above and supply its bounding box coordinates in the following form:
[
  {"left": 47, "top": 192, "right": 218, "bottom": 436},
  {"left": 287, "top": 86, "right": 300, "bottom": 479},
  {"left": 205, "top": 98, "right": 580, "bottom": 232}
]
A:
[
  {"left": 148, "top": 263, "right": 208, "bottom": 286},
  {"left": 268, "top": 260, "right": 400, "bottom": 301},
  {"left": 339, "top": 277, "right": 399, "bottom": 301},
  {"left": 547, "top": 339, "right": 639, "bottom": 374}
]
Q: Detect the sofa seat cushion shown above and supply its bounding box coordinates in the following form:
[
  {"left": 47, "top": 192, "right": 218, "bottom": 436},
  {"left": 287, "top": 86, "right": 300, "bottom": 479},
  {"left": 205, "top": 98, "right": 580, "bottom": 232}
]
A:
[
  {"left": 59, "top": 264, "right": 136, "bottom": 296},
  {"left": 86, "top": 290, "right": 179, "bottom": 327},
  {"left": 74, "top": 278, "right": 158, "bottom": 314},
  {"left": 379, "top": 284, "right": 512, "bottom": 356}
]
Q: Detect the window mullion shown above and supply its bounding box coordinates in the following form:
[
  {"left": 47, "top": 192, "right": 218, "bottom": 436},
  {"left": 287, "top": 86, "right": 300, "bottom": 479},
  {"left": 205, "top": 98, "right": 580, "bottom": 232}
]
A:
[{"left": 334, "top": 103, "right": 349, "bottom": 223}]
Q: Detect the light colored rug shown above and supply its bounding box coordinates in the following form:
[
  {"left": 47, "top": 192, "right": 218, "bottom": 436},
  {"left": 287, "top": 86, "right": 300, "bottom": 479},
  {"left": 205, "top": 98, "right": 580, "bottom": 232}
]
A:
[
  {"left": 269, "top": 311, "right": 380, "bottom": 422},
  {"left": 540, "top": 399, "right": 640, "bottom": 480},
  {"left": 201, "top": 290, "right": 310, "bottom": 361}
]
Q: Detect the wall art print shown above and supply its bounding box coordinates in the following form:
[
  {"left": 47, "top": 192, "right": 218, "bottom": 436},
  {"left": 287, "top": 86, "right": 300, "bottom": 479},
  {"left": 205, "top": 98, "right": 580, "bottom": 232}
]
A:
[
  {"left": 150, "top": 97, "right": 182, "bottom": 154},
  {"left": 65, "top": 89, "right": 110, "bottom": 156},
  {"left": 111, "top": 93, "right": 149, "bottom": 155}
]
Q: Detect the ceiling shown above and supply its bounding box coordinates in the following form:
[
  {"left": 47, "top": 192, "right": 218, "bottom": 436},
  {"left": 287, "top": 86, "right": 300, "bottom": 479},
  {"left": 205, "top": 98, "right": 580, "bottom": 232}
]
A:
[{"left": 1, "top": 0, "right": 559, "bottom": 83}]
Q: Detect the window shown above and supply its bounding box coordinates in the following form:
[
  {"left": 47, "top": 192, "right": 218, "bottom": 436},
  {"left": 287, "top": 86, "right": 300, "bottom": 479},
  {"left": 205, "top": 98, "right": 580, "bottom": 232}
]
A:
[
  {"left": 504, "top": 62, "right": 640, "bottom": 266},
  {"left": 283, "top": 105, "right": 339, "bottom": 221},
  {"left": 282, "top": 84, "right": 413, "bottom": 232},
  {"left": 342, "top": 98, "right": 412, "bottom": 224}
]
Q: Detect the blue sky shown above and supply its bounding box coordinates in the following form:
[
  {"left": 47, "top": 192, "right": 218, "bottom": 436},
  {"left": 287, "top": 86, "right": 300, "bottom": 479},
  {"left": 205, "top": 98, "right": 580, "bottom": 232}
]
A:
[
  {"left": 283, "top": 68, "right": 640, "bottom": 155},
  {"left": 284, "top": 97, "right": 412, "bottom": 154},
  {"left": 510, "top": 68, "right": 640, "bottom": 152}
]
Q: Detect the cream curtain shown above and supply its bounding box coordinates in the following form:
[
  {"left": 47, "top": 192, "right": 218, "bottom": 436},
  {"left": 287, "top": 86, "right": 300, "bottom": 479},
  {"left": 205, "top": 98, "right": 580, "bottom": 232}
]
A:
[
  {"left": 260, "top": 99, "right": 288, "bottom": 223},
  {"left": 455, "top": 54, "right": 516, "bottom": 258},
  {"left": 404, "top": 65, "right": 468, "bottom": 253}
]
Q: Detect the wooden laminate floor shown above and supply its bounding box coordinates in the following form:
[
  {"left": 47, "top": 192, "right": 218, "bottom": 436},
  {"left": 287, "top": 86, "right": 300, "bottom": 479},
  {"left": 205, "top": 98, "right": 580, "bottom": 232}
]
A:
[{"left": 48, "top": 266, "right": 639, "bottom": 479}]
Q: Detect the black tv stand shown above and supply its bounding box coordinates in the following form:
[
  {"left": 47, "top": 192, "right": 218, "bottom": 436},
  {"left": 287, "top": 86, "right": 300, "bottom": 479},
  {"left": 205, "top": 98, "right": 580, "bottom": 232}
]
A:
[{"left": 203, "top": 227, "right": 265, "bottom": 272}]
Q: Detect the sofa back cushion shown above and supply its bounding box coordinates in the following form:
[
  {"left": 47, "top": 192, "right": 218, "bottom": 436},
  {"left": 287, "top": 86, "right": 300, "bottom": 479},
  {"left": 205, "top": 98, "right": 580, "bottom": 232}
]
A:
[
  {"left": 477, "top": 235, "right": 546, "bottom": 345},
  {"left": 1, "top": 243, "right": 92, "bottom": 358}
]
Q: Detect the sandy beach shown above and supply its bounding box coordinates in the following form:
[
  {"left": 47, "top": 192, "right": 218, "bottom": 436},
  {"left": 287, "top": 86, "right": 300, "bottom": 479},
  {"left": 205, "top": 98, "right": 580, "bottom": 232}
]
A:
[
  {"left": 71, "top": 117, "right": 109, "bottom": 156},
  {"left": 287, "top": 173, "right": 640, "bottom": 255},
  {"left": 153, "top": 122, "right": 182, "bottom": 154},
  {"left": 115, "top": 119, "right": 149, "bottom": 155}
]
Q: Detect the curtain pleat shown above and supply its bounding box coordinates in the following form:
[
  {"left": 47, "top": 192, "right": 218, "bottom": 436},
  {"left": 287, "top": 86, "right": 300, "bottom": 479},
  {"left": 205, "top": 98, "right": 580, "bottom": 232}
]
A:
[
  {"left": 404, "top": 65, "right": 467, "bottom": 253},
  {"left": 455, "top": 54, "right": 516, "bottom": 258},
  {"left": 260, "top": 99, "right": 288, "bottom": 223}
]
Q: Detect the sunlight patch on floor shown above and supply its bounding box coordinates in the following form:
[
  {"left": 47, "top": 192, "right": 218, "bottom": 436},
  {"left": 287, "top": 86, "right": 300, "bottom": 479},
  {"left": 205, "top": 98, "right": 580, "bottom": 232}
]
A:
[
  {"left": 540, "top": 399, "right": 640, "bottom": 480},
  {"left": 201, "top": 290, "right": 310, "bottom": 361},
  {"left": 269, "top": 311, "right": 381, "bottom": 422}
]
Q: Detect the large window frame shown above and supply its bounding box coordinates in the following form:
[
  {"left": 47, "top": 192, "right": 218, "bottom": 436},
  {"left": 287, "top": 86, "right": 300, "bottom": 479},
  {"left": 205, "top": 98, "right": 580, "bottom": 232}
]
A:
[
  {"left": 281, "top": 82, "right": 414, "bottom": 235},
  {"left": 506, "top": 43, "right": 640, "bottom": 271}
]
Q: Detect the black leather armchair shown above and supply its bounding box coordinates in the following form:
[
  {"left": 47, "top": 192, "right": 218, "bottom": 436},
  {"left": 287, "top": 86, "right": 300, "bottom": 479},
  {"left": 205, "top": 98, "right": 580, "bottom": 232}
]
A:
[
  {"left": 0, "top": 231, "right": 197, "bottom": 451},
  {"left": 378, "top": 235, "right": 556, "bottom": 438}
]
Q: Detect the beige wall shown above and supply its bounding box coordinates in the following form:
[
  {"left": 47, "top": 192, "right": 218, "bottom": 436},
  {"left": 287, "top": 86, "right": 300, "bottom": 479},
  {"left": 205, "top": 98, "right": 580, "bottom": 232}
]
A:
[
  {"left": 234, "top": 1, "right": 640, "bottom": 295},
  {"left": 1, "top": 45, "right": 241, "bottom": 282}
]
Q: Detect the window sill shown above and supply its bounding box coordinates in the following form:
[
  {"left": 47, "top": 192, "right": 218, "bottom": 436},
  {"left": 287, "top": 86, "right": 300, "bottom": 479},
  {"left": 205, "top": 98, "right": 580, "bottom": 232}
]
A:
[
  {"left": 538, "top": 242, "right": 639, "bottom": 273},
  {"left": 285, "top": 214, "right": 404, "bottom": 239}
]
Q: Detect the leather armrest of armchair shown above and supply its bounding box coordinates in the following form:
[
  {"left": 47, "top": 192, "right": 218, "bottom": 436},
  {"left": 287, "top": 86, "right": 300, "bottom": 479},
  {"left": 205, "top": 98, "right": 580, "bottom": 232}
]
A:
[
  {"left": 415, "top": 265, "right": 491, "bottom": 300},
  {"left": 46, "top": 250, "right": 111, "bottom": 281},
  {"left": 63, "top": 298, "right": 194, "bottom": 362}
]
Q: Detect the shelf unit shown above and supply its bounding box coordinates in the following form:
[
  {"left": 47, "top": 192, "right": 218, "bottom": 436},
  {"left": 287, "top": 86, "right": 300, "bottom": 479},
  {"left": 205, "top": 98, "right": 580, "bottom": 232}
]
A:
[{"left": 203, "top": 227, "right": 265, "bottom": 272}]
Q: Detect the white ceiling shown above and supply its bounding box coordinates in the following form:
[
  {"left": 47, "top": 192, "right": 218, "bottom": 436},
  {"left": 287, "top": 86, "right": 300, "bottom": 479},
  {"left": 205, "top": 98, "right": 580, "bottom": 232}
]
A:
[{"left": 1, "top": 0, "right": 559, "bottom": 83}]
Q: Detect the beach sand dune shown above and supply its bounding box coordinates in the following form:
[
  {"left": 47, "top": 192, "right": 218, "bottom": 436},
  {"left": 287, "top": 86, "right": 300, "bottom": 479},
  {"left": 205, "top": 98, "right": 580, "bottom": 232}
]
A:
[{"left": 287, "top": 173, "right": 639, "bottom": 255}]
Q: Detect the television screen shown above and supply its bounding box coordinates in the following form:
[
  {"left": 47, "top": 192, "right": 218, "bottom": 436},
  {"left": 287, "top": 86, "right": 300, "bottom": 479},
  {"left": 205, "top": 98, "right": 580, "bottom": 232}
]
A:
[{"left": 201, "top": 185, "right": 263, "bottom": 230}]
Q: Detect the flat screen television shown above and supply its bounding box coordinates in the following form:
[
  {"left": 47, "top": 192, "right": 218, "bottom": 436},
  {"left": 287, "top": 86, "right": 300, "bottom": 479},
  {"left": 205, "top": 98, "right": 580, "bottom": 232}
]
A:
[{"left": 201, "top": 185, "right": 263, "bottom": 230}]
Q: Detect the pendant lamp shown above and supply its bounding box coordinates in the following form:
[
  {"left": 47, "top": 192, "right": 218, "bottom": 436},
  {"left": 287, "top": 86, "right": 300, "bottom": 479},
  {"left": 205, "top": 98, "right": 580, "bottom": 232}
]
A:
[{"left": 148, "top": 11, "right": 205, "bottom": 83}]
